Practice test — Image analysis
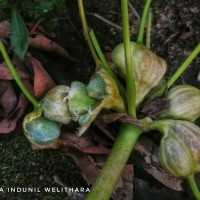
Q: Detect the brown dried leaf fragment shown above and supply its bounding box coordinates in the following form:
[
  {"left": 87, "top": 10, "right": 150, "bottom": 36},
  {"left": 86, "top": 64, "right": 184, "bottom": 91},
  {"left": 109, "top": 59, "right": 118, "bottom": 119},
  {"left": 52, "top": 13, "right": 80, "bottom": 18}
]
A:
[
  {"left": 0, "top": 80, "right": 17, "bottom": 117},
  {"left": 100, "top": 113, "right": 145, "bottom": 129},
  {"left": 64, "top": 147, "right": 100, "bottom": 185},
  {"left": 29, "top": 34, "right": 71, "bottom": 60},
  {"left": 26, "top": 54, "right": 55, "bottom": 99},
  {"left": 32, "top": 132, "right": 110, "bottom": 154},
  {"left": 0, "top": 20, "right": 10, "bottom": 38},
  {"left": 0, "top": 80, "right": 30, "bottom": 133},
  {"left": 0, "top": 62, "right": 29, "bottom": 80},
  {"left": 113, "top": 164, "right": 134, "bottom": 200},
  {"left": 142, "top": 98, "right": 170, "bottom": 118}
]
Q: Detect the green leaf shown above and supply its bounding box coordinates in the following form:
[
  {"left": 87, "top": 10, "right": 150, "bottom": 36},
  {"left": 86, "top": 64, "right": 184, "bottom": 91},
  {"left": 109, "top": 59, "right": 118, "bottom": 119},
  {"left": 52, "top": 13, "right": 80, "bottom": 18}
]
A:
[{"left": 10, "top": 7, "right": 28, "bottom": 60}]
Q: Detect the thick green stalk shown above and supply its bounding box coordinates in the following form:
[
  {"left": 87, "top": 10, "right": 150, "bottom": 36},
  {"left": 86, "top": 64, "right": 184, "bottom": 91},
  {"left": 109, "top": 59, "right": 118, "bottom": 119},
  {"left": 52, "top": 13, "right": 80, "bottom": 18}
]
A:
[
  {"left": 85, "top": 1, "right": 153, "bottom": 199},
  {"left": 167, "top": 43, "right": 200, "bottom": 88},
  {"left": 187, "top": 174, "right": 200, "bottom": 200},
  {"left": 121, "top": 0, "right": 136, "bottom": 117},
  {"left": 137, "top": 0, "right": 152, "bottom": 43},
  {"left": 0, "top": 40, "right": 39, "bottom": 108},
  {"left": 78, "top": 0, "right": 101, "bottom": 66},
  {"left": 86, "top": 124, "right": 142, "bottom": 200}
]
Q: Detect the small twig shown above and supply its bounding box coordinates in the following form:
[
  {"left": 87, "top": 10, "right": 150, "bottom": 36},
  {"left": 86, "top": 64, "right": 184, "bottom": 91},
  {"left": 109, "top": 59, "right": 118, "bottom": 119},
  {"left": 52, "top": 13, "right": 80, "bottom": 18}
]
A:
[
  {"left": 128, "top": 1, "right": 140, "bottom": 20},
  {"left": 64, "top": 8, "right": 83, "bottom": 40},
  {"left": 86, "top": 12, "right": 122, "bottom": 31},
  {"left": 28, "top": 18, "right": 43, "bottom": 35}
]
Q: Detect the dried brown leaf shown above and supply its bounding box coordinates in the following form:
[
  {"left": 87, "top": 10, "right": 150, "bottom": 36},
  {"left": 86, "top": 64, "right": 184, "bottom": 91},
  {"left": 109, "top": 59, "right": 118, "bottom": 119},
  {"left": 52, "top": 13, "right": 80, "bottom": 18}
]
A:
[
  {"left": 81, "top": 146, "right": 110, "bottom": 154},
  {"left": 0, "top": 80, "right": 30, "bottom": 133},
  {"left": 142, "top": 98, "right": 170, "bottom": 118},
  {"left": 32, "top": 132, "right": 110, "bottom": 154},
  {"left": 0, "top": 21, "right": 71, "bottom": 59},
  {"left": 0, "top": 80, "right": 17, "bottom": 117},
  {"left": 26, "top": 54, "right": 55, "bottom": 99},
  {"left": 113, "top": 164, "right": 134, "bottom": 200},
  {"left": 64, "top": 147, "right": 100, "bottom": 185},
  {"left": 0, "top": 62, "right": 29, "bottom": 80},
  {"left": 0, "top": 20, "right": 10, "bottom": 38},
  {"left": 29, "top": 34, "right": 71, "bottom": 60},
  {"left": 100, "top": 113, "right": 145, "bottom": 129}
]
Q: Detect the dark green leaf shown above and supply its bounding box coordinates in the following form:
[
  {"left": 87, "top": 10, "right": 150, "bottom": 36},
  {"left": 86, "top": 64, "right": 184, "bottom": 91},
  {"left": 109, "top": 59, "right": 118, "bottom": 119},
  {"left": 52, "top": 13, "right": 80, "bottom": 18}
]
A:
[{"left": 10, "top": 7, "right": 28, "bottom": 60}]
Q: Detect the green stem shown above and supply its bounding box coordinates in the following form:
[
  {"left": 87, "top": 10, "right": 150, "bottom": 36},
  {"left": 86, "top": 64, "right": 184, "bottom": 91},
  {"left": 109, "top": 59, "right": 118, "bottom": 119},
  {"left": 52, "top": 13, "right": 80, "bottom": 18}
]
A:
[
  {"left": 77, "top": 0, "right": 101, "bottom": 66},
  {"left": 187, "top": 174, "right": 200, "bottom": 200},
  {"left": 167, "top": 43, "right": 200, "bottom": 88},
  {"left": 89, "top": 29, "right": 111, "bottom": 73},
  {"left": 121, "top": 0, "right": 136, "bottom": 117},
  {"left": 89, "top": 29, "right": 127, "bottom": 104},
  {"left": 137, "top": 0, "right": 152, "bottom": 44},
  {"left": 86, "top": 124, "right": 142, "bottom": 200},
  {"left": 0, "top": 40, "right": 39, "bottom": 108},
  {"left": 146, "top": 11, "right": 152, "bottom": 49}
]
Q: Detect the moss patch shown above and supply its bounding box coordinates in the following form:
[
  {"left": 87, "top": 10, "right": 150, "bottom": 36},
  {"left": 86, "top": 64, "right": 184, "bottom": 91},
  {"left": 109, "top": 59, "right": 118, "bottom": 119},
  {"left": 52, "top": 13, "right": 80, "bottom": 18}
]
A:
[{"left": 0, "top": 129, "right": 86, "bottom": 200}]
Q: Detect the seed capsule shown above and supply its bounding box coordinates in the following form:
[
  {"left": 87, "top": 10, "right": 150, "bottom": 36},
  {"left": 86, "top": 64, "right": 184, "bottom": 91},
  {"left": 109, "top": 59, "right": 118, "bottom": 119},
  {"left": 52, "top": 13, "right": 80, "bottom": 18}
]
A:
[
  {"left": 41, "top": 85, "right": 71, "bottom": 124},
  {"left": 150, "top": 119, "right": 200, "bottom": 176},
  {"left": 68, "top": 81, "right": 97, "bottom": 117},
  {"left": 112, "top": 42, "right": 167, "bottom": 106},
  {"left": 77, "top": 68, "right": 126, "bottom": 136},
  {"left": 159, "top": 85, "right": 200, "bottom": 121},
  {"left": 23, "top": 108, "right": 61, "bottom": 146},
  {"left": 87, "top": 73, "right": 107, "bottom": 99}
]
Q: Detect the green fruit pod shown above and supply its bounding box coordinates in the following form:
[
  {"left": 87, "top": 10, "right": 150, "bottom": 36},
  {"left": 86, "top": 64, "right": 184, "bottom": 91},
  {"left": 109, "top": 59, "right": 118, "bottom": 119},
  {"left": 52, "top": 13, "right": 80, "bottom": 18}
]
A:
[
  {"left": 23, "top": 108, "right": 61, "bottom": 147},
  {"left": 41, "top": 85, "right": 71, "bottom": 124},
  {"left": 159, "top": 85, "right": 200, "bottom": 121},
  {"left": 150, "top": 119, "right": 200, "bottom": 177},
  {"left": 87, "top": 73, "right": 107, "bottom": 99},
  {"left": 68, "top": 81, "right": 97, "bottom": 117},
  {"left": 112, "top": 42, "right": 167, "bottom": 106},
  {"left": 77, "top": 68, "right": 126, "bottom": 136}
]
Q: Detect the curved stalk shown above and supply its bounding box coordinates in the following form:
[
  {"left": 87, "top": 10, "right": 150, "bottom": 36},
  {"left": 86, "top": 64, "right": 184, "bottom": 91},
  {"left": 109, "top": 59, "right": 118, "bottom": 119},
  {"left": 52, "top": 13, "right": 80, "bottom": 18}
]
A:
[
  {"left": 137, "top": 0, "right": 152, "bottom": 44},
  {"left": 167, "top": 43, "right": 200, "bottom": 88},
  {"left": 78, "top": 0, "right": 100, "bottom": 66},
  {"left": 89, "top": 29, "right": 113, "bottom": 73},
  {"left": 0, "top": 40, "right": 39, "bottom": 108},
  {"left": 121, "top": 0, "right": 136, "bottom": 117},
  {"left": 187, "top": 174, "right": 200, "bottom": 200},
  {"left": 146, "top": 11, "right": 152, "bottom": 49},
  {"left": 86, "top": 124, "right": 142, "bottom": 200}
]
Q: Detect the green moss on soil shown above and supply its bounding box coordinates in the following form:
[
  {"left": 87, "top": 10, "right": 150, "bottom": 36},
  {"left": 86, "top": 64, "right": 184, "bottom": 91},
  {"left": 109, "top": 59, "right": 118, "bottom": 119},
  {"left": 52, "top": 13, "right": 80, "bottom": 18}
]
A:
[{"left": 0, "top": 128, "right": 85, "bottom": 200}]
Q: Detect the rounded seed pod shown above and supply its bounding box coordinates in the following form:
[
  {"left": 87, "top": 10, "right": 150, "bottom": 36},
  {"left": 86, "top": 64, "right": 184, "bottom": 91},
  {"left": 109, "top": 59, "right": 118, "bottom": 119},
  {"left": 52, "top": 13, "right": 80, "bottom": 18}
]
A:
[
  {"left": 23, "top": 108, "right": 61, "bottom": 147},
  {"left": 112, "top": 42, "right": 167, "bottom": 106},
  {"left": 68, "top": 81, "right": 97, "bottom": 117},
  {"left": 159, "top": 85, "right": 200, "bottom": 121},
  {"left": 150, "top": 119, "right": 200, "bottom": 176},
  {"left": 87, "top": 73, "right": 107, "bottom": 99},
  {"left": 159, "top": 132, "right": 195, "bottom": 177},
  {"left": 41, "top": 85, "right": 71, "bottom": 124}
]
